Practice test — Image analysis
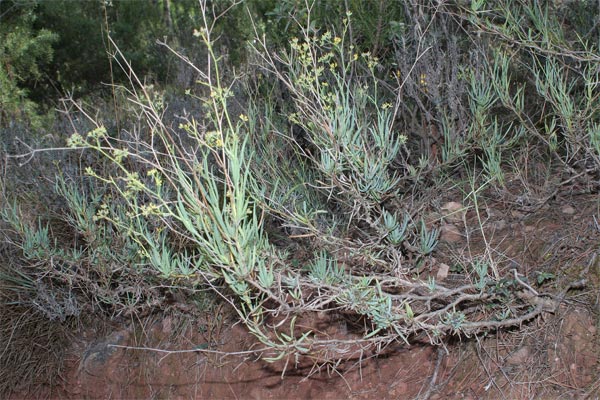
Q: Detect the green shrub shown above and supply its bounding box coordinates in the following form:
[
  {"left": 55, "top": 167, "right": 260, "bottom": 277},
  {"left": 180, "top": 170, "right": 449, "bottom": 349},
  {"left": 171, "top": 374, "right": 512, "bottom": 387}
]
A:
[
  {"left": 2, "top": 0, "right": 598, "bottom": 371},
  {"left": 0, "top": 2, "right": 57, "bottom": 128}
]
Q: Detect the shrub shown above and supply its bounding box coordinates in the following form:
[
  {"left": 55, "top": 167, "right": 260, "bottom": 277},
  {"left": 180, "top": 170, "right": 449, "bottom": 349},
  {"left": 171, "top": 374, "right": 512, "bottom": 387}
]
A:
[
  {"left": 0, "top": 2, "right": 57, "bottom": 129},
  {"left": 2, "top": 0, "right": 597, "bottom": 374}
]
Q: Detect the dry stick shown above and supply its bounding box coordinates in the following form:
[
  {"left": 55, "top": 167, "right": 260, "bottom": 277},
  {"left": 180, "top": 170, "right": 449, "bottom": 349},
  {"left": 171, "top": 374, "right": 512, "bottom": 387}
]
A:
[
  {"left": 7, "top": 140, "right": 88, "bottom": 166},
  {"left": 108, "top": 343, "right": 269, "bottom": 357},
  {"left": 102, "top": 1, "right": 120, "bottom": 134},
  {"left": 475, "top": 335, "right": 504, "bottom": 395},
  {"left": 512, "top": 269, "right": 539, "bottom": 296},
  {"left": 419, "top": 346, "right": 446, "bottom": 400}
]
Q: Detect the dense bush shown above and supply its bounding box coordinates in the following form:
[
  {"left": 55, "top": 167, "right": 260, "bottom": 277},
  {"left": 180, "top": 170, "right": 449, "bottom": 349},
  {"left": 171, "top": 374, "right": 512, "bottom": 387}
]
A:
[{"left": 0, "top": 1, "right": 56, "bottom": 128}]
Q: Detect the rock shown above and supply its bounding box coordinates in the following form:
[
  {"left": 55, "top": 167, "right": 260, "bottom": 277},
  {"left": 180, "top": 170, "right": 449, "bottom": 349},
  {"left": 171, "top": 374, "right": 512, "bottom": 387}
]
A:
[
  {"left": 437, "top": 263, "right": 450, "bottom": 280},
  {"left": 81, "top": 331, "right": 128, "bottom": 374},
  {"left": 316, "top": 311, "right": 328, "bottom": 321},
  {"left": 493, "top": 219, "right": 507, "bottom": 230},
  {"left": 392, "top": 382, "right": 408, "bottom": 395},
  {"left": 506, "top": 346, "right": 530, "bottom": 365},
  {"left": 570, "top": 363, "right": 577, "bottom": 372},
  {"left": 440, "top": 201, "right": 465, "bottom": 223},
  {"left": 162, "top": 316, "right": 173, "bottom": 334},
  {"left": 511, "top": 210, "right": 525, "bottom": 219},
  {"left": 440, "top": 224, "right": 462, "bottom": 244},
  {"left": 561, "top": 205, "right": 576, "bottom": 215},
  {"left": 588, "top": 326, "right": 597, "bottom": 335}
]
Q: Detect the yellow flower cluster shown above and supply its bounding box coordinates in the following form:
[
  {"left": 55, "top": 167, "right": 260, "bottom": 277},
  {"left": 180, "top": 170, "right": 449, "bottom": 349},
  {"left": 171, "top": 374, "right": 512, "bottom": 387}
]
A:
[
  {"left": 67, "top": 133, "right": 84, "bottom": 147},
  {"left": 112, "top": 148, "right": 129, "bottom": 164},
  {"left": 205, "top": 131, "right": 224, "bottom": 148},
  {"left": 147, "top": 168, "right": 163, "bottom": 188},
  {"left": 87, "top": 126, "right": 107, "bottom": 140},
  {"left": 92, "top": 203, "right": 110, "bottom": 222}
]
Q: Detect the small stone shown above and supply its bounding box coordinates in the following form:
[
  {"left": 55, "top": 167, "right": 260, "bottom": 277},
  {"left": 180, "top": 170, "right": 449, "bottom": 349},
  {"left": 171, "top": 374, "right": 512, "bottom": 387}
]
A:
[
  {"left": 511, "top": 210, "right": 525, "bottom": 219},
  {"left": 588, "top": 326, "right": 597, "bottom": 335},
  {"left": 393, "top": 382, "right": 408, "bottom": 394},
  {"left": 437, "top": 263, "right": 450, "bottom": 280},
  {"left": 570, "top": 363, "right": 577, "bottom": 371},
  {"left": 316, "top": 311, "right": 328, "bottom": 321},
  {"left": 162, "top": 316, "right": 172, "bottom": 334},
  {"left": 70, "top": 385, "right": 83, "bottom": 395},
  {"left": 440, "top": 224, "right": 462, "bottom": 244},
  {"left": 506, "top": 346, "right": 530, "bottom": 365},
  {"left": 249, "top": 387, "right": 264, "bottom": 400},
  {"left": 524, "top": 225, "right": 536, "bottom": 232},
  {"left": 440, "top": 201, "right": 465, "bottom": 223},
  {"left": 561, "top": 205, "right": 576, "bottom": 215},
  {"left": 493, "top": 219, "right": 507, "bottom": 230}
]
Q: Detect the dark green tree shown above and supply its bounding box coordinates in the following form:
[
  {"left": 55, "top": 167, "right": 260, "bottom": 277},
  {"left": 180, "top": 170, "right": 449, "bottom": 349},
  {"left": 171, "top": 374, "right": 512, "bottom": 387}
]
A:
[{"left": 0, "top": 0, "right": 57, "bottom": 127}]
